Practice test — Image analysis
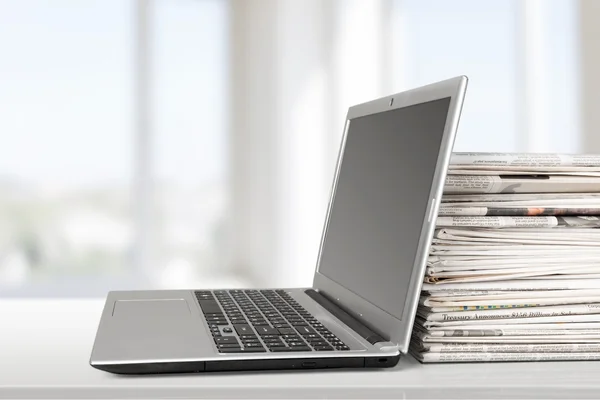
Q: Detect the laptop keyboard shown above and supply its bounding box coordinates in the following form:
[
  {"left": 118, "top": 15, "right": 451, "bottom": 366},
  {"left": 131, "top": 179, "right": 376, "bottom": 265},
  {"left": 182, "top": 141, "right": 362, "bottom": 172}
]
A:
[{"left": 195, "top": 289, "right": 350, "bottom": 353}]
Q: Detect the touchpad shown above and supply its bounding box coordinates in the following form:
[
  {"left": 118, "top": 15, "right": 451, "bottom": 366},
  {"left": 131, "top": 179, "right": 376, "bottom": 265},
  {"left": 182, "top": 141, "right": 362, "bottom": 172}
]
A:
[{"left": 113, "top": 299, "right": 191, "bottom": 319}]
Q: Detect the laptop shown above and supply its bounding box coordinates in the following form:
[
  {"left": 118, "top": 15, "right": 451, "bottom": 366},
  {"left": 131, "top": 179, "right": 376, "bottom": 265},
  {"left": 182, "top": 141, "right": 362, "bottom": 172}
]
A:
[{"left": 90, "top": 76, "right": 468, "bottom": 374}]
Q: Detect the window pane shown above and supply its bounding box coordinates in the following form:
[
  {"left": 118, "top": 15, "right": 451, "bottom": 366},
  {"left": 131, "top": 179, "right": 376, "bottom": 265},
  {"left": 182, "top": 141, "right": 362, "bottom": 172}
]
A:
[
  {"left": 400, "top": 0, "right": 579, "bottom": 153},
  {"left": 151, "top": 0, "right": 232, "bottom": 288},
  {"left": 402, "top": 0, "right": 520, "bottom": 151},
  {"left": 0, "top": 0, "right": 134, "bottom": 294}
]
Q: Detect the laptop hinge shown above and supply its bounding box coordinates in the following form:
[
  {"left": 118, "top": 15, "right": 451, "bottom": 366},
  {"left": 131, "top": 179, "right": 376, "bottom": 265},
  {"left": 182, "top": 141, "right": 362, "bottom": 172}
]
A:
[{"left": 304, "top": 289, "right": 386, "bottom": 345}]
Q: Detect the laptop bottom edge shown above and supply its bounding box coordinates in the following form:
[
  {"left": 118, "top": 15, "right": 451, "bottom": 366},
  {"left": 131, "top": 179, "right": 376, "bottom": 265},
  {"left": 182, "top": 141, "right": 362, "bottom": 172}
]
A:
[{"left": 91, "top": 353, "right": 401, "bottom": 374}]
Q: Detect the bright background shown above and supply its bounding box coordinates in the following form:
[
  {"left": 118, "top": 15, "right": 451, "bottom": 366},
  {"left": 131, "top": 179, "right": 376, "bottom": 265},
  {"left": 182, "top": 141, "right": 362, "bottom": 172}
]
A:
[{"left": 0, "top": 0, "right": 598, "bottom": 297}]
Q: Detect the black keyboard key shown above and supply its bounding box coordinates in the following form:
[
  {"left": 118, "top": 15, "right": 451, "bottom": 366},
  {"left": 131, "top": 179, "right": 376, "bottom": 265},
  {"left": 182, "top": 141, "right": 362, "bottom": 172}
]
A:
[
  {"left": 265, "top": 341, "right": 286, "bottom": 348},
  {"left": 204, "top": 312, "right": 225, "bottom": 317},
  {"left": 240, "top": 334, "right": 259, "bottom": 339},
  {"left": 336, "top": 345, "right": 350, "bottom": 350},
  {"left": 288, "top": 341, "right": 308, "bottom": 347},
  {"left": 233, "top": 324, "right": 254, "bottom": 336},
  {"left": 215, "top": 336, "right": 239, "bottom": 345},
  {"left": 262, "top": 336, "right": 281, "bottom": 343},
  {"left": 290, "top": 321, "right": 308, "bottom": 326},
  {"left": 243, "top": 342, "right": 264, "bottom": 349},
  {"left": 268, "top": 346, "right": 291, "bottom": 352},
  {"left": 256, "top": 326, "right": 279, "bottom": 336},
  {"left": 278, "top": 327, "right": 296, "bottom": 335},
  {"left": 217, "top": 343, "right": 241, "bottom": 349},
  {"left": 206, "top": 317, "right": 228, "bottom": 323},
  {"left": 244, "top": 348, "right": 267, "bottom": 353},
  {"left": 199, "top": 300, "right": 222, "bottom": 314},
  {"left": 313, "top": 346, "right": 334, "bottom": 351},
  {"left": 219, "top": 347, "right": 266, "bottom": 353},
  {"left": 270, "top": 346, "right": 312, "bottom": 352},
  {"left": 283, "top": 334, "right": 301, "bottom": 339},
  {"left": 222, "top": 327, "right": 233, "bottom": 333}
]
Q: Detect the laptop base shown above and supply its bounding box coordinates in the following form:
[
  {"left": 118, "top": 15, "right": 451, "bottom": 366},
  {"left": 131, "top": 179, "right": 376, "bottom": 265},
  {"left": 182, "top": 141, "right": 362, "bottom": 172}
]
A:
[{"left": 93, "top": 354, "right": 400, "bottom": 374}]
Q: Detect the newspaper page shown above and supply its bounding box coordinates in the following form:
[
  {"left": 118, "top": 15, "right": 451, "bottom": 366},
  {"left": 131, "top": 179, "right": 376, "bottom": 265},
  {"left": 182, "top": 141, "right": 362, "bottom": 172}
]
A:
[
  {"left": 430, "top": 243, "right": 600, "bottom": 253},
  {"left": 424, "top": 267, "right": 600, "bottom": 278},
  {"left": 435, "top": 216, "right": 600, "bottom": 228},
  {"left": 415, "top": 319, "right": 600, "bottom": 332},
  {"left": 418, "top": 328, "right": 600, "bottom": 337},
  {"left": 519, "top": 274, "right": 600, "bottom": 280},
  {"left": 427, "top": 260, "right": 600, "bottom": 272},
  {"left": 444, "top": 175, "right": 600, "bottom": 194},
  {"left": 449, "top": 153, "right": 600, "bottom": 169},
  {"left": 427, "top": 273, "right": 600, "bottom": 283},
  {"left": 438, "top": 205, "right": 600, "bottom": 216},
  {"left": 428, "top": 248, "right": 600, "bottom": 257},
  {"left": 431, "top": 236, "right": 600, "bottom": 247},
  {"left": 446, "top": 169, "right": 600, "bottom": 177},
  {"left": 422, "top": 278, "right": 600, "bottom": 292},
  {"left": 424, "top": 274, "right": 600, "bottom": 285},
  {"left": 414, "top": 332, "right": 600, "bottom": 344},
  {"left": 413, "top": 341, "right": 600, "bottom": 353},
  {"left": 426, "top": 256, "right": 591, "bottom": 266},
  {"left": 432, "top": 238, "right": 509, "bottom": 246},
  {"left": 426, "top": 289, "right": 600, "bottom": 298},
  {"left": 434, "top": 228, "right": 600, "bottom": 245},
  {"left": 418, "top": 303, "right": 600, "bottom": 323},
  {"left": 425, "top": 266, "right": 600, "bottom": 276},
  {"left": 422, "top": 295, "right": 600, "bottom": 309},
  {"left": 421, "top": 313, "right": 600, "bottom": 328},
  {"left": 442, "top": 198, "right": 600, "bottom": 206},
  {"left": 423, "top": 267, "right": 600, "bottom": 284},
  {"left": 421, "top": 288, "right": 600, "bottom": 298},
  {"left": 442, "top": 193, "right": 600, "bottom": 203},
  {"left": 413, "top": 351, "right": 600, "bottom": 363}
]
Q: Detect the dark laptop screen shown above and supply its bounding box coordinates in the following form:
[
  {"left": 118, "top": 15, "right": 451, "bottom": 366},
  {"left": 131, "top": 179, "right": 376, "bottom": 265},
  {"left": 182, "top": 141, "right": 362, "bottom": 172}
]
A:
[{"left": 317, "top": 97, "right": 451, "bottom": 320}]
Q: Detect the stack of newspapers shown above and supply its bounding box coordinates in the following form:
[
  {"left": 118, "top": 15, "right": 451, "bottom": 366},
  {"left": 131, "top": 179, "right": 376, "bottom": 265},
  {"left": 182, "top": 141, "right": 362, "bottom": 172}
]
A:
[{"left": 410, "top": 152, "right": 600, "bottom": 363}]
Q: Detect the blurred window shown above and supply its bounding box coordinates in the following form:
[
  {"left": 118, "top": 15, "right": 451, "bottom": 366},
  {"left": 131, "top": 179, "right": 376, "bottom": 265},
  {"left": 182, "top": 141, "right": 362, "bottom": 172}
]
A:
[
  {"left": 0, "top": 0, "right": 581, "bottom": 295},
  {"left": 400, "top": 0, "right": 579, "bottom": 153},
  {"left": 0, "top": 0, "right": 231, "bottom": 296}
]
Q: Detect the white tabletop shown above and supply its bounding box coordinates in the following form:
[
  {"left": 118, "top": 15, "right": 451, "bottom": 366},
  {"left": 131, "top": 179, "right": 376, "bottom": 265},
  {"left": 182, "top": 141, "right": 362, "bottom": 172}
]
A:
[{"left": 2, "top": 299, "right": 600, "bottom": 399}]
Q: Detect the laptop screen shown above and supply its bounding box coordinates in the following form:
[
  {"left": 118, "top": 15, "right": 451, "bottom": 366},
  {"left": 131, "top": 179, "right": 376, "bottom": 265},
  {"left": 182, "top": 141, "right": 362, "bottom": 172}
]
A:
[{"left": 317, "top": 97, "right": 451, "bottom": 320}]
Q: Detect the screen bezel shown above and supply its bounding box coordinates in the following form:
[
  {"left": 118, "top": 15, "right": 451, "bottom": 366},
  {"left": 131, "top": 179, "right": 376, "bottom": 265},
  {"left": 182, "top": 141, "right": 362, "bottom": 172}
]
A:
[{"left": 312, "top": 76, "right": 468, "bottom": 353}]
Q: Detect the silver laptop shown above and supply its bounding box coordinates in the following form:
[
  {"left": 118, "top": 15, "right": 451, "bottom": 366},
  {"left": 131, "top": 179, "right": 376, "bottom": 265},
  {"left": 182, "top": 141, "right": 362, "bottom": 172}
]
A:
[{"left": 90, "top": 76, "right": 467, "bottom": 374}]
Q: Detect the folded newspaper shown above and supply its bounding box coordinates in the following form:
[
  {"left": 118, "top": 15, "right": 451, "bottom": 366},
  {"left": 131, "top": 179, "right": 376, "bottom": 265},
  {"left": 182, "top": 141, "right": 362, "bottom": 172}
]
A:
[{"left": 410, "top": 152, "right": 600, "bottom": 363}]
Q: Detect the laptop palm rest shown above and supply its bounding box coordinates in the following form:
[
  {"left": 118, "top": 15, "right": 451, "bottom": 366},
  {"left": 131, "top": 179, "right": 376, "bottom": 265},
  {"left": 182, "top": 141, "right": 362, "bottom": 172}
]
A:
[
  {"left": 95, "top": 297, "right": 211, "bottom": 364},
  {"left": 112, "top": 299, "right": 191, "bottom": 319}
]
